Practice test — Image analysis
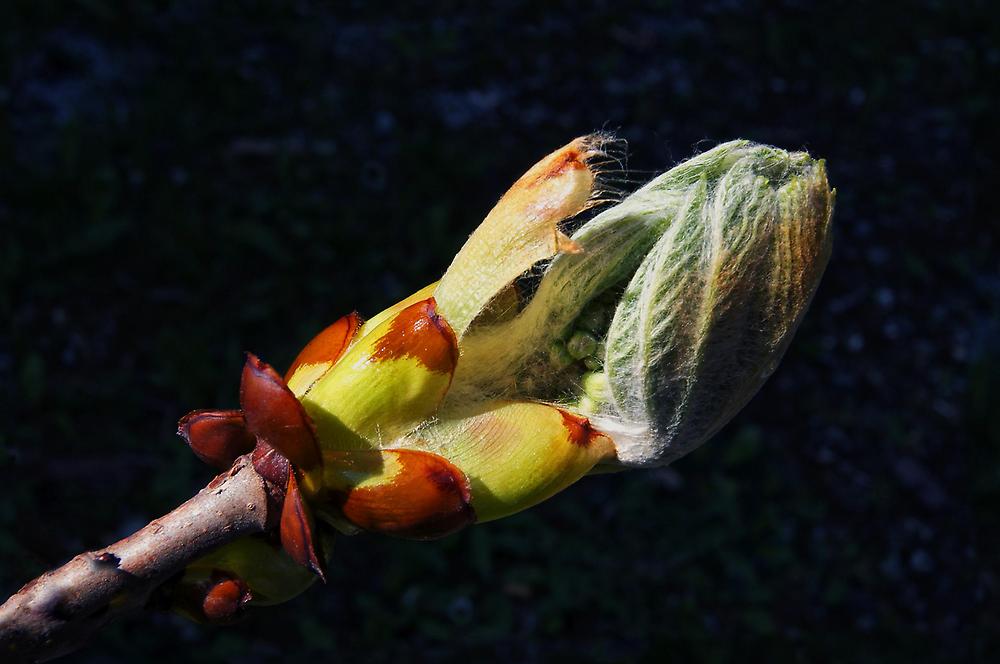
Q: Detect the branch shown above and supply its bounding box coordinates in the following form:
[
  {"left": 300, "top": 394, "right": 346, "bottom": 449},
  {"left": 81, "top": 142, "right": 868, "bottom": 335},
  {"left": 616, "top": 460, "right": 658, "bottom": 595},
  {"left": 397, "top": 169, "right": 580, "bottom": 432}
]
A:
[{"left": 0, "top": 456, "right": 274, "bottom": 663}]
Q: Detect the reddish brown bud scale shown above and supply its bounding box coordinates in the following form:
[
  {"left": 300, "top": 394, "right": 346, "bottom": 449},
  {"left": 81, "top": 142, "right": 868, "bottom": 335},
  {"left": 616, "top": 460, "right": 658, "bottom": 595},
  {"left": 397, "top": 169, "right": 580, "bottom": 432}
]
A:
[
  {"left": 285, "top": 311, "right": 362, "bottom": 381},
  {"left": 201, "top": 577, "right": 252, "bottom": 623},
  {"left": 326, "top": 449, "right": 475, "bottom": 540},
  {"left": 251, "top": 441, "right": 290, "bottom": 495},
  {"left": 369, "top": 298, "right": 458, "bottom": 375},
  {"left": 177, "top": 409, "right": 256, "bottom": 469},
  {"left": 280, "top": 472, "right": 326, "bottom": 581},
  {"left": 240, "top": 354, "right": 322, "bottom": 471}
]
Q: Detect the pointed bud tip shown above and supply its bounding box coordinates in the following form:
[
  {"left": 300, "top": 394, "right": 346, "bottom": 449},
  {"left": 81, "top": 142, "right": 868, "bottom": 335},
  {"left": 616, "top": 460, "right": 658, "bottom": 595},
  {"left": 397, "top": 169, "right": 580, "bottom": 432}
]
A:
[{"left": 240, "top": 353, "right": 322, "bottom": 471}]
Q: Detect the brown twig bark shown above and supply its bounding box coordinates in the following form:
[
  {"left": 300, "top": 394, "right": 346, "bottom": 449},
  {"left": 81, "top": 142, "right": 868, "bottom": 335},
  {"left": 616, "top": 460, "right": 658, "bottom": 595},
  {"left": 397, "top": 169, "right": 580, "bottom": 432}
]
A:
[{"left": 0, "top": 455, "right": 274, "bottom": 663}]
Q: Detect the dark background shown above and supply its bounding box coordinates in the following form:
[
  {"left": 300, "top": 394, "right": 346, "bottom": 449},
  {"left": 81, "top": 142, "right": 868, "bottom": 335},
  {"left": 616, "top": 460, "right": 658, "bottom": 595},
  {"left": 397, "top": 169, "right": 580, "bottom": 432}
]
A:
[{"left": 2, "top": 2, "right": 998, "bottom": 662}]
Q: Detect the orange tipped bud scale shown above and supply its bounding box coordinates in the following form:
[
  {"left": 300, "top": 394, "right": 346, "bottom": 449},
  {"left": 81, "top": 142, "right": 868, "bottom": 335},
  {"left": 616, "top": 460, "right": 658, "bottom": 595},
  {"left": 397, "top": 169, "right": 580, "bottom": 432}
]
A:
[
  {"left": 403, "top": 401, "right": 616, "bottom": 523},
  {"left": 301, "top": 298, "right": 458, "bottom": 451},
  {"left": 319, "top": 449, "right": 475, "bottom": 539},
  {"left": 285, "top": 312, "right": 362, "bottom": 396},
  {"left": 354, "top": 281, "right": 438, "bottom": 340}
]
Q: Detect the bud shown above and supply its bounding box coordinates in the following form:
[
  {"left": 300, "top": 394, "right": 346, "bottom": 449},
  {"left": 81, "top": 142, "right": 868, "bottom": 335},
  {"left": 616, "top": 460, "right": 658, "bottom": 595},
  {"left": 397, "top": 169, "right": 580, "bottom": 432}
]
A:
[{"left": 176, "top": 136, "right": 833, "bottom": 606}]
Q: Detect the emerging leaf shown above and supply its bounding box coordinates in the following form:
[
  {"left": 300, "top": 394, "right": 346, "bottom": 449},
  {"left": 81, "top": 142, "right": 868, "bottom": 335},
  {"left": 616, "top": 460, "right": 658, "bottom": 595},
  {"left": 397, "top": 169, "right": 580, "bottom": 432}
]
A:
[{"left": 603, "top": 143, "right": 833, "bottom": 466}]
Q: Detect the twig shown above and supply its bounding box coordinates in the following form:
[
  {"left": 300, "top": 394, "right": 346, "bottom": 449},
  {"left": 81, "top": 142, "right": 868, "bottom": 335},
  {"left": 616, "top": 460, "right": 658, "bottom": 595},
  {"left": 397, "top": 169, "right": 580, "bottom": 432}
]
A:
[{"left": 0, "top": 455, "right": 273, "bottom": 663}]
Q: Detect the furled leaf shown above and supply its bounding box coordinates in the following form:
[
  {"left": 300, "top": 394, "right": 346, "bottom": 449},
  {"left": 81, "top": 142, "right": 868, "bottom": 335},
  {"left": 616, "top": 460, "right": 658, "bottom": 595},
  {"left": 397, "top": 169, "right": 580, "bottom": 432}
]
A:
[{"left": 604, "top": 143, "right": 833, "bottom": 466}]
